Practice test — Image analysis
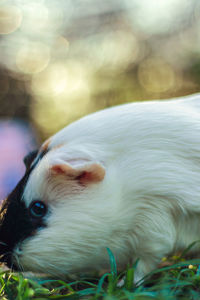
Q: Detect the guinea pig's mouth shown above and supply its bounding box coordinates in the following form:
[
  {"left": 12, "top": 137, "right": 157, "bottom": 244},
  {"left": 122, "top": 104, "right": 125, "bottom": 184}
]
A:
[
  {"left": 0, "top": 253, "right": 12, "bottom": 269},
  {"left": 0, "top": 249, "right": 21, "bottom": 271}
]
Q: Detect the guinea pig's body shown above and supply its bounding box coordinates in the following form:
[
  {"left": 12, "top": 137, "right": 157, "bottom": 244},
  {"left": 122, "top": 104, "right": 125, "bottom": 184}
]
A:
[{"left": 1, "top": 93, "right": 200, "bottom": 282}]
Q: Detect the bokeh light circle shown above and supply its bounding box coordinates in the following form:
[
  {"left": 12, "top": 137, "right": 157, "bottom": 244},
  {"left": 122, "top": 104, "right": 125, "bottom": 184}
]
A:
[{"left": 0, "top": 5, "right": 22, "bottom": 34}]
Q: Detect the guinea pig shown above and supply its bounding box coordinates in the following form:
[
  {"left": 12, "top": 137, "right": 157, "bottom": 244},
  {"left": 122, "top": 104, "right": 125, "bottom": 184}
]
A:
[{"left": 1, "top": 93, "right": 200, "bottom": 282}]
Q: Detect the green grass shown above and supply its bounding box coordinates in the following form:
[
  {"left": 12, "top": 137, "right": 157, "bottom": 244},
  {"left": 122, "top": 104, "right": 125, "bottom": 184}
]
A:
[{"left": 1, "top": 248, "right": 200, "bottom": 300}]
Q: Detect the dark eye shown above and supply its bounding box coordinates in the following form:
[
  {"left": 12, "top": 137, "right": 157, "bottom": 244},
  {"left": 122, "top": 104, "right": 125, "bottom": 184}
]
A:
[{"left": 29, "top": 201, "right": 47, "bottom": 218}]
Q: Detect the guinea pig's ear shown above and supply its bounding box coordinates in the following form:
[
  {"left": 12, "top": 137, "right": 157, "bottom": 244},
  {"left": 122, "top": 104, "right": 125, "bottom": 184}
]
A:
[{"left": 50, "top": 159, "right": 105, "bottom": 184}]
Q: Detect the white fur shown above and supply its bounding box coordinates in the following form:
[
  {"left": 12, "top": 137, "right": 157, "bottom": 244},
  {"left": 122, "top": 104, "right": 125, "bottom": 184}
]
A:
[{"left": 14, "top": 93, "right": 200, "bottom": 282}]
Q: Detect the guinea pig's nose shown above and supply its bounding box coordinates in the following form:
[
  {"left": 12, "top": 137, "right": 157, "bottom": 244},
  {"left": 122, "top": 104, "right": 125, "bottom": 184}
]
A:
[{"left": 14, "top": 246, "right": 23, "bottom": 256}]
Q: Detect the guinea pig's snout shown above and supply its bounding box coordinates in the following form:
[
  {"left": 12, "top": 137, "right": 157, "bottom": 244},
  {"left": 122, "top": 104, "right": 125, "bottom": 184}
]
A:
[
  {"left": 0, "top": 243, "right": 23, "bottom": 270},
  {"left": 0, "top": 235, "right": 20, "bottom": 270},
  {"left": 13, "top": 246, "right": 23, "bottom": 259},
  {"left": 0, "top": 242, "right": 13, "bottom": 268}
]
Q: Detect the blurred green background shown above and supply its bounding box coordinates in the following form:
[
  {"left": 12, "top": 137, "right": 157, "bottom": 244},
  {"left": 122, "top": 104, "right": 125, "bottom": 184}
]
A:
[{"left": 0, "top": 0, "right": 200, "bottom": 141}]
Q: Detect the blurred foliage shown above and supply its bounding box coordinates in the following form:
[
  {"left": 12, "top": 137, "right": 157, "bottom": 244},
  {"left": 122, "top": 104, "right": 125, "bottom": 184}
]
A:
[{"left": 0, "top": 0, "right": 200, "bottom": 140}]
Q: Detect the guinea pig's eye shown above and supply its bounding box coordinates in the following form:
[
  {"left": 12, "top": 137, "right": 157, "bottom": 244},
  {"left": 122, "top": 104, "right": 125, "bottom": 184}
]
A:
[{"left": 29, "top": 201, "right": 47, "bottom": 218}]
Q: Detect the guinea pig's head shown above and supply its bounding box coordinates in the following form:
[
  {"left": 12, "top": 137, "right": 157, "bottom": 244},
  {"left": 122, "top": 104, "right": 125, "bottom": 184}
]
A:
[{"left": 0, "top": 147, "right": 112, "bottom": 277}]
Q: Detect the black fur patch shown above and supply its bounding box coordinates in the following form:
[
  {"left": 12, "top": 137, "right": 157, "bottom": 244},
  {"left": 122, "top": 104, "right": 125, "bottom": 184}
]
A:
[
  {"left": 23, "top": 149, "right": 38, "bottom": 169},
  {"left": 0, "top": 149, "right": 48, "bottom": 269}
]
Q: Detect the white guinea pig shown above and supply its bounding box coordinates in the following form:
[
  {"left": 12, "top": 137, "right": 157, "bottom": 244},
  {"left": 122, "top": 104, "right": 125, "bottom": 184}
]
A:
[{"left": 1, "top": 93, "right": 200, "bottom": 282}]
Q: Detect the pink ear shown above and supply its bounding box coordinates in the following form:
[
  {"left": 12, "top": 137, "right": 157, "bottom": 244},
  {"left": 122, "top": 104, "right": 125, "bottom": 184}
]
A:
[{"left": 51, "top": 161, "right": 105, "bottom": 184}]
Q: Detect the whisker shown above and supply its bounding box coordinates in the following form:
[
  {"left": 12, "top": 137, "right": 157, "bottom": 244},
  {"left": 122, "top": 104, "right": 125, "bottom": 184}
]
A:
[
  {"left": 0, "top": 251, "right": 12, "bottom": 271},
  {"left": 0, "top": 250, "right": 11, "bottom": 260},
  {"left": 0, "top": 241, "right": 7, "bottom": 246},
  {"left": 13, "top": 253, "right": 24, "bottom": 273}
]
